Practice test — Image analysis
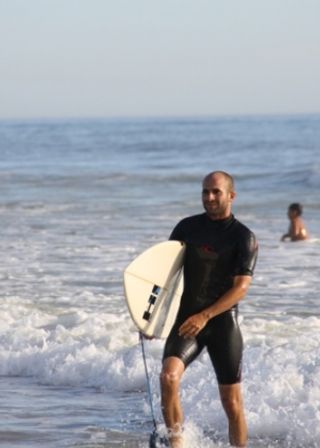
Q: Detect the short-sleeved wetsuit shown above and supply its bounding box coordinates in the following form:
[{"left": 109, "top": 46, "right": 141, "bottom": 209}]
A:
[{"left": 163, "top": 213, "right": 258, "bottom": 384}]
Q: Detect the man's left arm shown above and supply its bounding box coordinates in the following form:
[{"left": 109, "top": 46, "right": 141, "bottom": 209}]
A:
[
  {"left": 178, "top": 275, "right": 252, "bottom": 338},
  {"left": 179, "top": 228, "right": 258, "bottom": 339}
]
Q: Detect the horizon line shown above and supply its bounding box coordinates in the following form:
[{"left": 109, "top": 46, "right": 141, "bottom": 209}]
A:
[{"left": 1, "top": 111, "right": 320, "bottom": 123}]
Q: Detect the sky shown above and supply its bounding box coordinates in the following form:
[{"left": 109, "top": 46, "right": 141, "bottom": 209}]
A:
[{"left": 1, "top": 0, "right": 320, "bottom": 119}]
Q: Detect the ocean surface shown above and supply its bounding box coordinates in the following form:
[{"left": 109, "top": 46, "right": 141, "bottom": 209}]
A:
[{"left": 0, "top": 115, "right": 319, "bottom": 447}]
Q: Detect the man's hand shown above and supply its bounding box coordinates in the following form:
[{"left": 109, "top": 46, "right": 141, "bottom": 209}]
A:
[{"left": 178, "top": 312, "right": 208, "bottom": 338}]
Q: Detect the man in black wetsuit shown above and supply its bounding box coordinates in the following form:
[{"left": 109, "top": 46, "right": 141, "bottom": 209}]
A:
[{"left": 160, "top": 171, "right": 258, "bottom": 448}]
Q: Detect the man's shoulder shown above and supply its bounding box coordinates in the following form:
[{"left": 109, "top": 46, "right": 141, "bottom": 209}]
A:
[
  {"left": 232, "top": 217, "right": 257, "bottom": 240},
  {"left": 176, "top": 213, "right": 205, "bottom": 228},
  {"left": 170, "top": 213, "right": 205, "bottom": 240}
]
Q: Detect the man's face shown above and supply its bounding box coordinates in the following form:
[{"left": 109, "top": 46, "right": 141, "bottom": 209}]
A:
[{"left": 202, "top": 174, "right": 235, "bottom": 220}]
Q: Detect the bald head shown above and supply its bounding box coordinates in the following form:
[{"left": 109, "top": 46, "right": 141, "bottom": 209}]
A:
[{"left": 203, "top": 171, "right": 235, "bottom": 193}]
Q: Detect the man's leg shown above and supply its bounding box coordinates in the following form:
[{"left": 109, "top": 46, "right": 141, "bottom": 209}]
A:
[
  {"left": 218, "top": 383, "right": 247, "bottom": 447},
  {"left": 160, "top": 356, "right": 185, "bottom": 448}
]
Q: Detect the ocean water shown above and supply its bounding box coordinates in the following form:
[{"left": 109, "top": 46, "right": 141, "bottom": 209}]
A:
[{"left": 0, "top": 115, "right": 319, "bottom": 447}]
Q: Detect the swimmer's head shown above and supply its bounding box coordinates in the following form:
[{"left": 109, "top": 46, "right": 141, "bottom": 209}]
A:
[{"left": 288, "top": 203, "right": 303, "bottom": 216}]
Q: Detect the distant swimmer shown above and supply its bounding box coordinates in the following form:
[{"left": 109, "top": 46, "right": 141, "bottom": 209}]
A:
[{"left": 281, "top": 203, "right": 309, "bottom": 242}]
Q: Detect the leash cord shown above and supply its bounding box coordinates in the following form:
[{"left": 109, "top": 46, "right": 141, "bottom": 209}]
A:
[{"left": 139, "top": 331, "right": 157, "bottom": 431}]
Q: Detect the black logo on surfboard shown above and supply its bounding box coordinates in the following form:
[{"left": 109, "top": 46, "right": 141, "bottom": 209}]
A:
[{"left": 143, "top": 285, "right": 161, "bottom": 321}]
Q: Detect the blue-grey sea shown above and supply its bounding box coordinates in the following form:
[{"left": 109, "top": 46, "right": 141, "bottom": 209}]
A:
[{"left": 0, "top": 115, "right": 319, "bottom": 447}]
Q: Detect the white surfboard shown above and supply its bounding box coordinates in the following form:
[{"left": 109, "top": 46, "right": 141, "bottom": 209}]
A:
[{"left": 123, "top": 241, "right": 185, "bottom": 339}]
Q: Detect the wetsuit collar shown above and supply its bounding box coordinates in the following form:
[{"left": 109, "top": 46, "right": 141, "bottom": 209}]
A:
[{"left": 204, "top": 213, "right": 234, "bottom": 229}]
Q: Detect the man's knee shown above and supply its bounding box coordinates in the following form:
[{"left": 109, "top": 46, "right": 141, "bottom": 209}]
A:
[
  {"left": 160, "top": 369, "right": 181, "bottom": 390},
  {"left": 219, "top": 385, "right": 244, "bottom": 418},
  {"left": 160, "top": 358, "right": 184, "bottom": 393},
  {"left": 222, "top": 395, "right": 242, "bottom": 417}
]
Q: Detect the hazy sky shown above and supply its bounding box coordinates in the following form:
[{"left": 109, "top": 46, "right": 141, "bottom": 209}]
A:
[{"left": 1, "top": 0, "right": 320, "bottom": 119}]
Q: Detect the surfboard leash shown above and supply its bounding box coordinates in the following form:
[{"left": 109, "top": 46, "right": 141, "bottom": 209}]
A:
[
  {"left": 139, "top": 332, "right": 169, "bottom": 448},
  {"left": 139, "top": 331, "right": 157, "bottom": 429}
]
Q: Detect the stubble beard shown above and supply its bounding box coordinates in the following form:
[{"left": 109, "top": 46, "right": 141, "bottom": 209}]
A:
[{"left": 204, "top": 202, "right": 229, "bottom": 220}]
